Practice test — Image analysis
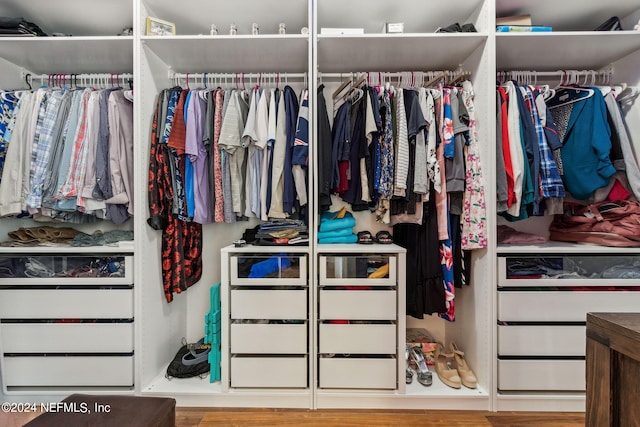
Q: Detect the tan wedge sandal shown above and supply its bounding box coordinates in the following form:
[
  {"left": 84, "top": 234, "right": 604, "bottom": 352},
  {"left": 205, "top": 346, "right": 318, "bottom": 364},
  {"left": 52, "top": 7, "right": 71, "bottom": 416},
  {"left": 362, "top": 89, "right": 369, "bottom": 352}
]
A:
[
  {"left": 450, "top": 342, "right": 477, "bottom": 389},
  {"left": 435, "top": 343, "right": 461, "bottom": 389}
]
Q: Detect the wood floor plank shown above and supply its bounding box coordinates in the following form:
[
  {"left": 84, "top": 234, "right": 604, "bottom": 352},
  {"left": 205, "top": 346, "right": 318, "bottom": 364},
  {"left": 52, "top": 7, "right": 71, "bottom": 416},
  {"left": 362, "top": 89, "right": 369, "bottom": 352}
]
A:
[{"left": 197, "top": 409, "right": 491, "bottom": 427}]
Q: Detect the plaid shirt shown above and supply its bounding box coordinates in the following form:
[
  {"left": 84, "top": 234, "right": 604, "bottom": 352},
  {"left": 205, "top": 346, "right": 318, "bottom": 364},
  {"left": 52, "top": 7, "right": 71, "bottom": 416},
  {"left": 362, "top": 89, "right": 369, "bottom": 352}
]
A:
[
  {"left": 522, "top": 87, "right": 565, "bottom": 205},
  {"left": 57, "top": 88, "right": 92, "bottom": 199},
  {"left": 26, "top": 90, "right": 64, "bottom": 209}
]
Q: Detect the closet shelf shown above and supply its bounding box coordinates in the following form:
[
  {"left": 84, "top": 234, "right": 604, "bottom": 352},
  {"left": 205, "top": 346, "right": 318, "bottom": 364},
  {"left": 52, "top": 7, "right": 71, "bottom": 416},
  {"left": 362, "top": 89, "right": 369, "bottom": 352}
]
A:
[
  {"left": 317, "top": 34, "right": 487, "bottom": 72},
  {"left": 497, "top": 242, "right": 640, "bottom": 255},
  {"left": 0, "top": 37, "right": 133, "bottom": 74},
  {"left": 496, "top": 32, "right": 640, "bottom": 71},
  {"left": 141, "top": 35, "right": 309, "bottom": 73},
  {"left": 496, "top": 0, "right": 640, "bottom": 32},
  {"left": 0, "top": 243, "right": 134, "bottom": 255}
]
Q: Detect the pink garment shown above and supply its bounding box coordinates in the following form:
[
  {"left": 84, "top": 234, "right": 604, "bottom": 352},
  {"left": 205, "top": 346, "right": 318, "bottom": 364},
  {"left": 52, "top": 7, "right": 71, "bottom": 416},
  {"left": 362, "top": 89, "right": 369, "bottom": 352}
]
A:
[{"left": 497, "top": 225, "right": 547, "bottom": 245}]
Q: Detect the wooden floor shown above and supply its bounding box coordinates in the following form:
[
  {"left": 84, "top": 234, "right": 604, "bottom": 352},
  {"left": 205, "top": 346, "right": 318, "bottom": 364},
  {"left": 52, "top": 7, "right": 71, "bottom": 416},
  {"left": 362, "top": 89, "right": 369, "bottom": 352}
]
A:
[
  {"left": 2, "top": 407, "right": 585, "bottom": 426},
  {"left": 176, "top": 408, "right": 586, "bottom": 427}
]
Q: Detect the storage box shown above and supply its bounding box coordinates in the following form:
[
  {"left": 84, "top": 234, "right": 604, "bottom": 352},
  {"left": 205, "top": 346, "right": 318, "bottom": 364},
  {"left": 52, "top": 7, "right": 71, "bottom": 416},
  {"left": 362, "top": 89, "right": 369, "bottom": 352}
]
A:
[{"left": 406, "top": 328, "right": 438, "bottom": 365}]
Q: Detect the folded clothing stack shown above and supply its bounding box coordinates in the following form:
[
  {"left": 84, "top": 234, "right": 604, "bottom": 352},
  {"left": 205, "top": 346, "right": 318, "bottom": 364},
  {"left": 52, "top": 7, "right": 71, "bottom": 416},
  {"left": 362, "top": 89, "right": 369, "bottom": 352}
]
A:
[
  {"left": 0, "top": 17, "right": 47, "bottom": 36},
  {"left": 318, "top": 210, "right": 357, "bottom": 244},
  {"left": 246, "top": 219, "right": 309, "bottom": 245}
]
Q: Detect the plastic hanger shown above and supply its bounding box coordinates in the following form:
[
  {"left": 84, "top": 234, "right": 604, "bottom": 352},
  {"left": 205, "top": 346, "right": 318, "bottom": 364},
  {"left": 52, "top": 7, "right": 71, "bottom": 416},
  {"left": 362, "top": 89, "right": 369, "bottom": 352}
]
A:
[{"left": 547, "top": 70, "right": 594, "bottom": 109}]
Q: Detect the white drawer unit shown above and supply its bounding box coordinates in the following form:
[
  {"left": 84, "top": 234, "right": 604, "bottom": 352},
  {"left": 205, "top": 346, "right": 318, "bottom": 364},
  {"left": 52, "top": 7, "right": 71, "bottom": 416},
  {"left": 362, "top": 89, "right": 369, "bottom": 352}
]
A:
[
  {"left": 319, "top": 323, "right": 396, "bottom": 354},
  {"left": 0, "top": 251, "right": 135, "bottom": 393},
  {"left": 319, "top": 289, "right": 396, "bottom": 320},
  {"left": 230, "top": 323, "right": 307, "bottom": 354},
  {"left": 230, "top": 289, "right": 307, "bottom": 320},
  {"left": 319, "top": 357, "right": 397, "bottom": 389},
  {"left": 498, "top": 325, "right": 586, "bottom": 357},
  {"left": 316, "top": 247, "right": 405, "bottom": 393},
  {"left": 223, "top": 247, "right": 310, "bottom": 390},
  {"left": 498, "top": 359, "right": 585, "bottom": 391},
  {"left": 0, "top": 322, "right": 134, "bottom": 353},
  {"left": 3, "top": 355, "right": 134, "bottom": 387},
  {"left": 498, "top": 290, "right": 640, "bottom": 322},
  {"left": 230, "top": 253, "right": 307, "bottom": 286},
  {"left": 496, "top": 253, "right": 637, "bottom": 397},
  {"left": 230, "top": 356, "right": 308, "bottom": 388}
]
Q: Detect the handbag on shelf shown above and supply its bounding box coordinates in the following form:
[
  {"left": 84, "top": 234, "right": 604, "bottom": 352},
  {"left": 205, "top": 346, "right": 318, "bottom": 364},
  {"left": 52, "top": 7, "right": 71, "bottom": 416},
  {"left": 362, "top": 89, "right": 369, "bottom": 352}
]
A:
[{"left": 594, "top": 16, "right": 623, "bottom": 31}]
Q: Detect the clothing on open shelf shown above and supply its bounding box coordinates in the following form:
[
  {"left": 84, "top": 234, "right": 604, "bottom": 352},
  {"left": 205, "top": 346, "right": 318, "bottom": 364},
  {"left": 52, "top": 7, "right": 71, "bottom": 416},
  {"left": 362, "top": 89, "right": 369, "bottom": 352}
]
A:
[{"left": 0, "top": 86, "right": 133, "bottom": 224}]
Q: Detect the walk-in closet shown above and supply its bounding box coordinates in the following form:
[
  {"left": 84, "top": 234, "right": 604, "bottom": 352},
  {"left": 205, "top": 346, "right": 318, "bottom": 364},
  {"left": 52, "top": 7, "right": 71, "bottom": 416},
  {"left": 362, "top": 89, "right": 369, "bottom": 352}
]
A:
[{"left": 0, "top": 0, "right": 639, "bottom": 416}]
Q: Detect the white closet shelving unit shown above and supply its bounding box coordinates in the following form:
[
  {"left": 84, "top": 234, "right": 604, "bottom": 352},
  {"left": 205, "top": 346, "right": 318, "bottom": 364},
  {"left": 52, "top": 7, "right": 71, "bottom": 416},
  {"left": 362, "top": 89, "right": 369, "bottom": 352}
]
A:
[
  {"left": 0, "top": 0, "right": 135, "bottom": 402},
  {"left": 135, "top": 0, "right": 314, "bottom": 408},
  {"left": 494, "top": 0, "right": 640, "bottom": 412},
  {"left": 311, "top": 0, "right": 494, "bottom": 410}
]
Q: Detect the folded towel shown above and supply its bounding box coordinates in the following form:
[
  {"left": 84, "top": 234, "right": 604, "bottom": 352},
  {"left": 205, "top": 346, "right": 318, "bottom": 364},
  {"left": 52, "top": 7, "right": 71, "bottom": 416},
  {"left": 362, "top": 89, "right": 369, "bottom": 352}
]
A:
[
  {"left": 317, "top": 227, "right": 354, "bottom": 240},
  {"left": 318, "top": 234, "right": 358, "bottom": 244},
  {"left": 319, "top": 215, "right": 356, "bottom": 232}
]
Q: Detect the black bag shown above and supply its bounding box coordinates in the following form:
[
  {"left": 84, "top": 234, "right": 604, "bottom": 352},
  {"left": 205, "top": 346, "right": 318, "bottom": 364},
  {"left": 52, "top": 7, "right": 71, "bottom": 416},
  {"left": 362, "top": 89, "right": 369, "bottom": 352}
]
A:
[
  {"left": 594, "top": 16, "right": 623, "bottom": 31},
  {"left": 165, "top": 338, "right": 210, "bottom": 379}
]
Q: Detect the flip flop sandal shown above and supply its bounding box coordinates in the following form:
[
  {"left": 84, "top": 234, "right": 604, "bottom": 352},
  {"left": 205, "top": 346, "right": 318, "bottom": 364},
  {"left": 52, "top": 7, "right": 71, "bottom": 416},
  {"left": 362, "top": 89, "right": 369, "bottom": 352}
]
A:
[
  {"left": 357, "top": 230, "right": 374, "bottom": 244},
  {"left": 376, "top": 230, "right": 393, "bottom": 244}
]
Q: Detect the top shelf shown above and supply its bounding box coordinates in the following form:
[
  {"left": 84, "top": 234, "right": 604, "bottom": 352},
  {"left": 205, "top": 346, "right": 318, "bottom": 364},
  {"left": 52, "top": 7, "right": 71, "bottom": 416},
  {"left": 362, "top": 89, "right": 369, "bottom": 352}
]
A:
[
  {"left": 317, "top": 0, "right": 485, "bottom": 33},
  {"left": 496, "top": 0, "right": 640, "bottom": 31},
  {"left": 496, "top": 32, "right": 640, "bottom": 71},
  {"left": 0, "top": 0, "right": 132, "bottom": 36}
]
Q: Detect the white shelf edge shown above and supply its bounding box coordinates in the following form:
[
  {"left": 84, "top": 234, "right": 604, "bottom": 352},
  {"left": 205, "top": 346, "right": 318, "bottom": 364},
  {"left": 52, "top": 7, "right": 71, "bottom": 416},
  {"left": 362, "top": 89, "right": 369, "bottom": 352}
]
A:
[
  {"left": 318, "top": 32, "right": 489, "bottom": 39},
  {"left": 0, "top": 244, "right": 134, "bottom": 254},
  {"left": 141, "top": 34, "right": 308, "bottom": 42},
  {"left": 497, "top": 242, "right": 640, "bottom": 254}
]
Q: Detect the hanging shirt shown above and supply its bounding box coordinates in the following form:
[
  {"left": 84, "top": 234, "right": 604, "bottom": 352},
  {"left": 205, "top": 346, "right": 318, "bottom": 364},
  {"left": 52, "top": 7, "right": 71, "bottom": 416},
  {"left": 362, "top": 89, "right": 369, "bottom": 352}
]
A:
[
  {"left": 242, "top": 87, "right": 260, "bottom": 218},
  {"left": 393, "top": 87, "right": 409, "bottom": 197},
  {"left": 283, "top": 85, "right": 299, "bottom": 214},
  {"left": 185, "top": 89, "right": 211, "bottom": 224},
  {"left": 292, "top": 88, "right": 309, "bottom": 207},
  {"left": 270, "top": 88, "right": 288, "bottom": 218}
]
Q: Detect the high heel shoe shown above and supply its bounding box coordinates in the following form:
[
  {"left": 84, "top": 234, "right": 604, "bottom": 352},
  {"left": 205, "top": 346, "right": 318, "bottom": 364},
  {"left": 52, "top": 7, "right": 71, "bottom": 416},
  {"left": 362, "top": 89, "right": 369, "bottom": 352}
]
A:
[
  {"left": 405, "top": 345, "right": 414, "bottom": 384},
  {"left": 409, "top": 346, "right": 432, "bottom": 387},
  {"left": 450, "top": 342, "right": 477, "bottom": 389},
  {"left": 435, "top": 343, "right": 461, "bottom": 389}
]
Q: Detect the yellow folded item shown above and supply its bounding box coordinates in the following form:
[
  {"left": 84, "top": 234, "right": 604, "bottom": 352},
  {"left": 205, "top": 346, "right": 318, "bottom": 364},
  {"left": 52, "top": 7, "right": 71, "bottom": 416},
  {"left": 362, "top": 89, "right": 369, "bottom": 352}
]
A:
[
  {"left": 368, "top": 263, "right": 389, "bottom": 279},
  {"left": 331, "top": 206, "right": 348, "bottom": 219}
]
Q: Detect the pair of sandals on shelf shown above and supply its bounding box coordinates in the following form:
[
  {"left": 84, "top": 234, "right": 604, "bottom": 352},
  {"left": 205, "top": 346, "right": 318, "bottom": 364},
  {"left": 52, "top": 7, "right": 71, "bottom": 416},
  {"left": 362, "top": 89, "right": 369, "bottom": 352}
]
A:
[
  {"left": 406, "top": 343, "right": 477, "bottom": 389},
  {"left": 356, "top": 230, "right": 393, "bottom": 244}
]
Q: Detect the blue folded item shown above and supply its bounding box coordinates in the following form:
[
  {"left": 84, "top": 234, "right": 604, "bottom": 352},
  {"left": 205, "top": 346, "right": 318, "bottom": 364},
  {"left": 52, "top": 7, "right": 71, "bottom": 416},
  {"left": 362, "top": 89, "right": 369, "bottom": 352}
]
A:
[
  {"left": 317, "top": 227, "right": 354, "bottom": 240},
  {"left": 319, "top": 211, "right": 356, "bottom": 232},
  {"left": 319, "top": 234, "right": 358, "bottom": 244},
  {"left": 248, "top": 253, "right": 291, "bottom": 278}
]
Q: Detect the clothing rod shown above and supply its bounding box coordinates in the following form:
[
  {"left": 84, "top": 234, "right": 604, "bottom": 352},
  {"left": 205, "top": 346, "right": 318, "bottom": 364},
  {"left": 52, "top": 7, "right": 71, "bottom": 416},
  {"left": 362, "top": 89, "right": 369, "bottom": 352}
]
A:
[
  {"left": 168, "top": 72, "right": 307, "bottom": 79},
  {"left": 320, "top": 70, "right": 467, "bottom": 78},
  {"left": 28, "top": 73, "right": 133, "bottom": 79},
  {"left": 497, "top": 70, "right": 611, "bottom": 77}
]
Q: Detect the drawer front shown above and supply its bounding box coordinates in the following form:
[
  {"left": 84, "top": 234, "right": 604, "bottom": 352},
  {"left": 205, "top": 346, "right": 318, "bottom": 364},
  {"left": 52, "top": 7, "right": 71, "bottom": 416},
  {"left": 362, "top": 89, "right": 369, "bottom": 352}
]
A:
[
  {"left": 0, "top": 323, "right": 134, "bottom": 353},
  {"left": 231, "top": 289, "right": 307, "bottom": 320},
  {"left": 231, "top": 254, "right": 306, "bottom": 286},
  {"left": 319, "top": 324, "right": 396, "bottom": 354},
  {"left": 319, "top": 357, "right": 396, "bottom": 389},
  {"left": 231, "top": 356, "right": 307, "bottom": 388},
  {"left": 498, "top": 255, "right": 640, "bottom": 287},
  {"left": 0, "top": 255, "right": 133, "bottom": 286},
  {"left": 319, "top": 289, "right": 396, "bottom": 320},
  {"left": 319, "top": 255, "right": 396, "bottom": 286},
  {"left": 498, "top": 359, "right": 585, "bottom": 391},
  {"left": 3, "top": 356, "right": 134, "bottom": 387},
  {"left": 498, "top": 325, "right": 586, "bottom": 357},
  {"left": 0, "top": 288, "right": 134, "bottom": 319},
  {"left": 230, "top": 323, "right": 307, "bottom": 354},
  {"left": 498, "top": 291, "right": 640, "bottom": 322}
]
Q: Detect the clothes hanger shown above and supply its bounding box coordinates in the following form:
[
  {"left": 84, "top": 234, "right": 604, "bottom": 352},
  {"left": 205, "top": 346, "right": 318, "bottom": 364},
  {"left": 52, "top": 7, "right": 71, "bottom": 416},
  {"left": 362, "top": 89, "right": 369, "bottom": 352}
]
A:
[
  {"left": 547, "top": 70, "right": 595, "bottom": 109},
  {"left": 332, "top": 74, "right": 352, "bottom": 101}
]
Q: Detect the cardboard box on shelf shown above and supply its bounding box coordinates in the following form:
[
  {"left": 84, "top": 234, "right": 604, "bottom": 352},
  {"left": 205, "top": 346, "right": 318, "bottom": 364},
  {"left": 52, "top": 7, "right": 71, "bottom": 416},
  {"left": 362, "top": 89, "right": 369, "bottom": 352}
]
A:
[
  {"left": 406, "top": 328, "right": 438, "bottom": 365},
  {"left": 496, "top": 14, "right": 532, "bottom": 26}
]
